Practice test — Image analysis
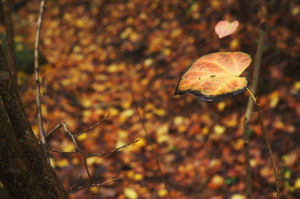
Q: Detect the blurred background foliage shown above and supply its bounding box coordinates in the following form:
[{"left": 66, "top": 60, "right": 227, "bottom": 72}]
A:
[{"left": 1, "top": 0, "right": 300, "bottom": 198}]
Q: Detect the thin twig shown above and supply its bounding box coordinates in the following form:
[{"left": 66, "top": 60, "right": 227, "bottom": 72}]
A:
[
  {"left": 44, "top": 117, "right": 139, "bottom": 190},
  {"left": 43, "top": 73, "right": 50, "bottom": 133},
  {"left": 256, "top": 101, "right": 280, "bottom": 199},
  {"left": 34, "top": 0, "right": 47, "bottom": 156},
  {"left": 69, "top": 175, "right": 123, "bottom": 191},
  {"left": 243, "top": 20, "right": 266, "bottom": 199},
  {"left": 45, "top": 114, "right": 110, "bottom": 139},
  {"left": 74, "top": 114, "right": 110, "bottom": 137},
  {"left": 247, "top": 88, "right": 281, "bottom": 198},
  {"left": 45, "top": 122, "right": 64, "bottom": 138},
  {"left": 131, "top": 93, "right": 173, "bottom": 199}
]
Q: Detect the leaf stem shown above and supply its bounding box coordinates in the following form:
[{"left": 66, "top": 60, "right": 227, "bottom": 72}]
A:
[{"left": 246, "top": 88, "right": 256, "bottom": 103}]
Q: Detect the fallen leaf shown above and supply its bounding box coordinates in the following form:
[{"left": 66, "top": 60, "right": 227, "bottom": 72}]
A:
[
  {"left": 124, "top": 188, "right": 138, "bottom": 199},
  {"left": 208, "top": 175, "right": 225, "bottom": 190},
  {"left": 214, "top": 124, "right": 226, "bottom": 135},
  {"left": 230, "top": 194, "right": 246, "bottom": 199},
  {"left": 217, "top": 101, "right": 226, "bottom": 111},
  {"left": 56, "top": 159, "right": 69, "bottom": 168},
  {"left": 134, "top": 173, "right": 144, "bottom": 181},
  {"left": 269, "top": 91, "right": 280, "bottom": 108},
  {"left": 158, "top": 189, "right": 168, "bottom": 197},
  {"left": 295, "top": 178, "right": 300, "bottom": 189}
]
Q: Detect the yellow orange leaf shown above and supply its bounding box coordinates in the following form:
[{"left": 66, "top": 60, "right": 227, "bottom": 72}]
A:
[
  {"left": 178, "top": 125, "right": 187, "bottom": 133},
  {"left": 294, "top": 81, "right": 300, "bottom": 90},
  {"left": 157, "top": 123, "right": 169, "bottom": 135},
  {"left": 202, "top": 126, "right": 209, "bottom": 135},
  {"left": 158, "top": 189, "right": 168, "bottom": 197},
  {"left": 217, "top": 101, "right": 226, "bottom": 111},
  {"left": 154, "top": 109, "right": 166, "bottom": 116},
  {"left": 174, "top": 116, "right": 184, "bottom": 126},
  {"left": 157, "top": 134, "right": 169, "bottom": 144},
  {"left": 134, "top": 173, "right": 144, "bottom": 181},
  {"left": 234, "top": 139, "right": 244, "bottom": 150},
  {"left": 175, "top": 52, "right": 251, "bottom": 101},
  {"left": 121, "top": 101, "right": 132, "bottom": 109},
  {"left": 120, "top": 109, "right": 135, "bottom": 123},
  {"left": 56, "top": 159, "right": 69, "bottom": 168},
  {"left": 144, "top": 112, "right": 153, "bottom": 119},
  {"left": 208, "top": 175, "right": 225, "bottom": 190},
  {"left": 89, "top": 187, "right": 99, "bottom": 193},
  {"left": 144, "top": 58, "right": 153, "bottom": 67},
  {"left": 295, "top": 178, "right": 300, "bottom": 189},
  {"left": 283, "top": 152, "right": 297, "bottom": 167},
  {"left": 86, "top": 156, "right": 98, "bottom": 166},
  {"left": 127, "top": 138, "right": 146, "bottom": 152},
  {"left": 269, "top": 91, "right": 280, "bottom": 108},
  {"left": 77, "top": 133, "right": 88, "bottom": 141},
  {"left": 108, "top": 107, "right": 119, "bottom": 116},
  {"left": 107, "top": 64, "right": 118, "bottom": 73},
  {"left": 230, "top": 194, "right": 246, "bottom": 199},
  {"left": 124, "top": 188, "right": 138, "bottom": 199},
  {"left": 163, "top": 48, "right": 171, "bottom": 56},
  {"left": 230, "top": 39, "right": 239, "bottom": 50},
  {"left": 62, "top": 142, "right": 75, "bottom": 152},
  {"left": 72, "top": 157, "right": 80, "bottom": 165},
  {"left": 214, "top": 125, "right": 226, "bottom": 135}
]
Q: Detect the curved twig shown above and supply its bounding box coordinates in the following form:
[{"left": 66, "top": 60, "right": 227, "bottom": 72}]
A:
[{"left": 34, "top": 0, "right": 47, "bottom": 156}]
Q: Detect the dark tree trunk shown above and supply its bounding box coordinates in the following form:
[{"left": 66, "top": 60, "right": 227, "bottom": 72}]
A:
[
  {"left": 0, "top": 44, "right": 69, "bottom": 198},
  {"left": 1, "top": 0, "right": 17, "bottom": 83}
]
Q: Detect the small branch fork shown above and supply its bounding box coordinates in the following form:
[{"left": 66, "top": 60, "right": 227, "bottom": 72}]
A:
[{"left": 43, "top": 114, "right": 140, "bottom": 190}]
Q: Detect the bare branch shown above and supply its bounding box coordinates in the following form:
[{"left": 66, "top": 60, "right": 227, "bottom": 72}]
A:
[
  {"left": 34, "top": 0, "right": 47, "bottom": 160},
  {"left": 43, "top": 118, "right": 138, "bottom": 190},
  {"left": 45, "top": 122, "right": 65, "bottom": 138},
  {"left": 69, "top": 175, "right": 123, "bottom": 191},
  {"left": 85, "top": 139, "right": 140, "bottom": 158},
  {"left": 74, "top": 114, "right": 110, "bottom": 137}
]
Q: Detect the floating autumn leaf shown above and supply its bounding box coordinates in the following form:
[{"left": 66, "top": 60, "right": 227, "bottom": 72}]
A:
[
  {"left": 215, "top": 20, "right": 239, "bottom": 38},
  {"left": 174, "top": 52, "right": 251, "bottom": 101}
]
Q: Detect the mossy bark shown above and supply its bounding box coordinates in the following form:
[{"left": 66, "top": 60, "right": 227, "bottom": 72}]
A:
[{"left": 0, "top": 44, "right": 69, "bottom": 198}]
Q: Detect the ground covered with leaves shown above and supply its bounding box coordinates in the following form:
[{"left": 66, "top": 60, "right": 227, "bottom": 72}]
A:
[{"left": 4, "top": 0, "right": 300, "bottom": 198}]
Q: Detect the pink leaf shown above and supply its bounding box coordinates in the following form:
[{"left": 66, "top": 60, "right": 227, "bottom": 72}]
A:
[{"left": 215, "top": 20, "right": 239, "bottom": 38}]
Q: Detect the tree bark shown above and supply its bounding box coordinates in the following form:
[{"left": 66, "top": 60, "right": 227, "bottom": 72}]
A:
[
  {"left": 0, "top": 99, "right": 47, "bottom": 198},
  {"left": 1, "top": 0, "right": 17, "bottom": 83},
  {"left": 0, "top": 44, "right": 69, "bottom": 198}
]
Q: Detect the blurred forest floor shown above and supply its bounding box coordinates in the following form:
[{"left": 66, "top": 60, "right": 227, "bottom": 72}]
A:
[{"left": 3, "top": 0, "right": 300, "bottom": 198}]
